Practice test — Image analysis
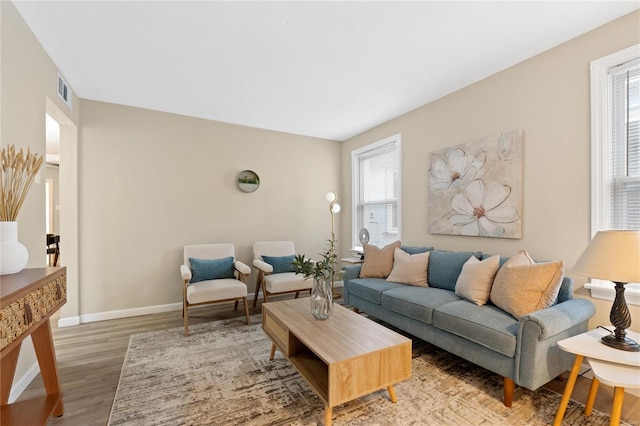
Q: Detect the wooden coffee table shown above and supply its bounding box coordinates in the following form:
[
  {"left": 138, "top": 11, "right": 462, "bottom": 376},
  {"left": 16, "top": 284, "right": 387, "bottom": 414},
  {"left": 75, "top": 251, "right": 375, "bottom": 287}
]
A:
[{"left": 262, "top": 298, "right": 412, "bottom": 425}]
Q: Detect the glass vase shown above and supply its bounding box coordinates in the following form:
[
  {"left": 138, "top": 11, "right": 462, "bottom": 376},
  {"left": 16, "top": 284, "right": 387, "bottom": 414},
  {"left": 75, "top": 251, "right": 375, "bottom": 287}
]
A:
[{"left": 310, "top": 277, "right": 333, "bottom": 320}]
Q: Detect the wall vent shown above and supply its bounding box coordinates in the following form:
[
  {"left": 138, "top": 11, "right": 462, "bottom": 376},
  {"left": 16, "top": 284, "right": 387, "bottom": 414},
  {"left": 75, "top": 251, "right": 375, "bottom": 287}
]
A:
[{"left": 57, "top": 72, "right": 72, "bottom": 109}]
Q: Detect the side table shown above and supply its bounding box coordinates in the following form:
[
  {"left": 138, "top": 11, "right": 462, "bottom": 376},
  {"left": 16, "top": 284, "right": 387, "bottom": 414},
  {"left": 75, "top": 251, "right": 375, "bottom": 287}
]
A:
[
  {"left": 553, "top": 328, "right": 640, "bottom": 426},
  {"left": 1, "top": 267, "right": 67, "bottom": 425}
]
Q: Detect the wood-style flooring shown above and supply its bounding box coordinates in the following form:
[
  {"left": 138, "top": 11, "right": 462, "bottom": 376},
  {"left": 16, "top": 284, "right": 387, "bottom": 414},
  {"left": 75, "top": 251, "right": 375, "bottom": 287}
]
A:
[{"left": 16, "top": 299, "right": 640, "bottom": 425}]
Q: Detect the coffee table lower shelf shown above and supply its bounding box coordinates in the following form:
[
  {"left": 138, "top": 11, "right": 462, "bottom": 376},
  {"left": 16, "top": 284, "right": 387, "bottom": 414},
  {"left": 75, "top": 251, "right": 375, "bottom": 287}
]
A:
[{"left": 262, "top": 299, "right": 411, "bottom": 426}]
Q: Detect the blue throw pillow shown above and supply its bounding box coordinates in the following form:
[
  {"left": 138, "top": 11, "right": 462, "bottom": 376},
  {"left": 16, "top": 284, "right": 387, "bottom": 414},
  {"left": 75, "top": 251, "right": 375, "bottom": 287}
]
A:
[
  {"left": 262, "top": 255, "right": 296, "bottom": 274},
  {"left": 400, "top": 246, "right": 434, "bottom": 255},
  {"left": 189, "top": 256, "right": 235, "bottom": 283},
  {"left": 428, "top": 250, "right": 483, "bottom": 291}
]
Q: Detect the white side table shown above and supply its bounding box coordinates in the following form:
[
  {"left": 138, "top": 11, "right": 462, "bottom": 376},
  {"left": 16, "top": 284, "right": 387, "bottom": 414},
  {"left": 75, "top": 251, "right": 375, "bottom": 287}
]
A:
[{"left": 553, "top": 328, "right": 640, "bottom": 426}]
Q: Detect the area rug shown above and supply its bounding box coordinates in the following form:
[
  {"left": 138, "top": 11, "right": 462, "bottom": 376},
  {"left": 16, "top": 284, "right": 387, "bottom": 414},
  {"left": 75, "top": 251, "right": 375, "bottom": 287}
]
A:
[{"left": 109, "top": 315, "right": 621, "bottom": 425}]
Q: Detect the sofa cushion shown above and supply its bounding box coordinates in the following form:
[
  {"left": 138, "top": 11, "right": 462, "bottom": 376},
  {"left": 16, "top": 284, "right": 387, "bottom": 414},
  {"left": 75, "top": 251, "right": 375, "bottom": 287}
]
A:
[
  {"left": 433, "top": 300, "right": 518, "bottom": 357},
  {"left": 264, "top": 272, "right": 311, "bottom": 293},
  {"left": 386, "top": 248, "right": 430, "bottom": 287},
  {"left": 381, "top": 286, "right": 461, "bottom": 324},
  {"left": 359, "top": 241, "right": 401, "bottom": 278},
  {"left": 428, "top": 250, "right": 483, "bottom": 291},
  {"left": 400, "top": 245, "right": 434, "bottom": 255},
  {"left": 490, "top": 255, "right": 565, "bottom": 319},
  {"left": 348, "top": 278, "right": 405, "bottom": 305},
  {"left": 455, "top": 255, "right": 500, "bottom": 306}
]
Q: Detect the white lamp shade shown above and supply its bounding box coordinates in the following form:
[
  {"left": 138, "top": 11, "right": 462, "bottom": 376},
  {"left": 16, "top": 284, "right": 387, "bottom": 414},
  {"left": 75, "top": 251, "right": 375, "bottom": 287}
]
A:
[
  {"left": 331, "top": 204, "right": 341, "bottom": 213},
  {"left": 573, "top": 230, "right": 640, "bottom": 283}
]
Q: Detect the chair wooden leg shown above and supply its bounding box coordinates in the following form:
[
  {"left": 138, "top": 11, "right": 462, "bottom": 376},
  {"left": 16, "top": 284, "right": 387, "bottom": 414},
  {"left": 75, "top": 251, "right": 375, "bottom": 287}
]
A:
[
  {"left": 243, "top": 297, "right": 250, "bottom": 325},
  {"left": 262, "top": 282, "right": 269, "bottom": 303},
  {"left": 183, "top": 304, "right": 189, "bottom": 337},
  {"left": 295, "top": 291, "right": 300, "bottom": 299},
  {"left": 234, "top": 300, "right": 239, "bottom": 311},
  {"left": 253, "top": 280, "right": 261, "bottom": 307},
  {"left": 504, "top": 377, "right": 514, "bottom": 407}
]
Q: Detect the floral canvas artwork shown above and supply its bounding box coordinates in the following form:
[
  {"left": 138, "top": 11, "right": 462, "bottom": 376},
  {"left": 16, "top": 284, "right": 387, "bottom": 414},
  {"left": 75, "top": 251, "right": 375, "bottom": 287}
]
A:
[{"left": 428, "top": 130, "right": 523, "bottom": 239}]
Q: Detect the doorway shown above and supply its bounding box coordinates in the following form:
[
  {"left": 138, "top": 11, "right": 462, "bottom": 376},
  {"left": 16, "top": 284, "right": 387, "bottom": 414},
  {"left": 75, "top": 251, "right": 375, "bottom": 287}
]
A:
[{"left": 46, "top": 98, "right": 80, "bottom": 326}]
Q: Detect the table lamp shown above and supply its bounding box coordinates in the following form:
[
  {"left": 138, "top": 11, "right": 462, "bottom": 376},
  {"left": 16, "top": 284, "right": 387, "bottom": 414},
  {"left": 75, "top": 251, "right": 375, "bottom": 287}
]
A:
[{"left": 573, "top": 230, "right": 640, "bottom": 352}]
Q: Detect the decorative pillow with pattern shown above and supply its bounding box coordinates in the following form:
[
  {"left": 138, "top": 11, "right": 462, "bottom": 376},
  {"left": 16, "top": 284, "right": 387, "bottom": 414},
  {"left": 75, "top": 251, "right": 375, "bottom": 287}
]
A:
[
  {"left": 359, "top": 241, "right": 401, "bottom": 278},
  {"left": 386, "top": 247, "right": 430, "bottom": 287}
]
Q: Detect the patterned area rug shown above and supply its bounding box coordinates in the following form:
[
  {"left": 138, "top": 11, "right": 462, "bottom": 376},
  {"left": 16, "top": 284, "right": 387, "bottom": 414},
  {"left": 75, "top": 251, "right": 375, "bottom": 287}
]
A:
[{"left": 109, "top": 314, "right": 620, "bottom": 425}]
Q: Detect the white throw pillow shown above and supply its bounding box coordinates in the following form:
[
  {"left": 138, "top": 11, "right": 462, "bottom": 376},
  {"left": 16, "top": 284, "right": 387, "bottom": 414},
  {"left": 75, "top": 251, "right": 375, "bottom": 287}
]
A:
[
  {"left": 455, "top": 255, "right": 500, "bottom": 306},
  {"left": 386, "top": 248, "right": 430, "bottom": 287}
]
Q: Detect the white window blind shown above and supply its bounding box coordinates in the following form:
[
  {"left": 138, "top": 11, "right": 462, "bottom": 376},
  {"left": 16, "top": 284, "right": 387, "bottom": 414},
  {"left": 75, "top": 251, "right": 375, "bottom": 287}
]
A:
[
  {"left": 609, "top": 58, "right": 640, "bottom": 230},
  {"left": 351, "top": 135, "right": 401, "bottom": 250},
  {"left": 587, "top": 45, "right": 640, "bottom": 306}
]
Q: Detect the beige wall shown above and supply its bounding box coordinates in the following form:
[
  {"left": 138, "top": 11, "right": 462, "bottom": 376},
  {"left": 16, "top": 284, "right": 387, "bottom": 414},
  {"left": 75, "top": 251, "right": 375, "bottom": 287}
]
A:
[
  {"left": 79, "top": 100, "right": 341, "bottom": 315},
  {"left": 340, "top": 11, "right": 640, "bottom": 332},
  {"left": 1, "top": 1, "right": 79, "bottom": 399},
  {"left": 1, "top": 1, "right": 79, "bottom": 261}
]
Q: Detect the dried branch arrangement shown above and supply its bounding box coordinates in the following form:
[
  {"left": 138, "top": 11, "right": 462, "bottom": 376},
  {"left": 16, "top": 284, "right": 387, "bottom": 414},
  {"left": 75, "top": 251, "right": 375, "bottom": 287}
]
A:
[{"left": 0, "top": 144, "right": 44, "bottom": 221}]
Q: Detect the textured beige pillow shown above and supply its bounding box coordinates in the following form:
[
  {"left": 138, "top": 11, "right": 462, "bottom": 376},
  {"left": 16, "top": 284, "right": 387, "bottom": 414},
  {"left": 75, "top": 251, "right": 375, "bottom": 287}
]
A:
[
  {"left": 490, "top": 250, "right": 565, "bottom": 319},
  {"left": 455, "top": 255, "right": 500, "bottom": 306},
  {"left": 386, "top": 248, "right": 430, "bottom": 287},
  {"left": 359, "top": 241, "right": 401, "bottom": 278}
]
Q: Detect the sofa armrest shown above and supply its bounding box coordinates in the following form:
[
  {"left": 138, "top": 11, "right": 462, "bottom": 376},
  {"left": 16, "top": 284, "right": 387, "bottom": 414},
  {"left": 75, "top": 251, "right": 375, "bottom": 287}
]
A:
[
  {"left": 515, "top": 298, "right": 595, "bottom": 390},
  {"left": 342, "top": 265, "right": 362, "bottom": 305},
  {"left": 519, "top": 298, "right": 596, "bottom": 340}
]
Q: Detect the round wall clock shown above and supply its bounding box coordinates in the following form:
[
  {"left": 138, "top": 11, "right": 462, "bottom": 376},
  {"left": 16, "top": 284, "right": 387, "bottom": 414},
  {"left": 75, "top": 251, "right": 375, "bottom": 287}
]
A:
[{"left": 236, "top": 170, "right": 260, "bottom": 193}]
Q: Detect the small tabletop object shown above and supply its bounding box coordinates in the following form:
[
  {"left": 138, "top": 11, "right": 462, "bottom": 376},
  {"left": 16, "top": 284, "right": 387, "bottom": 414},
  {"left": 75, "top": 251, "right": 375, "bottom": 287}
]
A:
[{"left": 553, "top": 328, "right": 640, "bottom": 426}]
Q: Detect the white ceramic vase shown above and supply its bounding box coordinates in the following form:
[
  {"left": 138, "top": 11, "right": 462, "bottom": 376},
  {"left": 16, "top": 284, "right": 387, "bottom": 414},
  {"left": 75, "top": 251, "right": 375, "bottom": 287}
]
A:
[{"left": 0, "top": 221, "right": 29, "bottom": 275}]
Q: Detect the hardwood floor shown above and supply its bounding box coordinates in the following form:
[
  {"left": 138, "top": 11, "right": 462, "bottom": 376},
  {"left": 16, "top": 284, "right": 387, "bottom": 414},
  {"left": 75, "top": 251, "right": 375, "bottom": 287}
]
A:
[{"left": 16, "top": 300, "right": 640, "bottom": 425}]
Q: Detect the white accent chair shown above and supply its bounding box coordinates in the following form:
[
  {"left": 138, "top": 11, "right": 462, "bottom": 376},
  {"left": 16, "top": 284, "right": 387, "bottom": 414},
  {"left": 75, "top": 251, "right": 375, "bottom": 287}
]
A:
[
  {"left": 252, "top": 241, "right": 311, "bottom": 306},
  {"left": 180, "top": 243, "right": 250, "bottom": 336}
]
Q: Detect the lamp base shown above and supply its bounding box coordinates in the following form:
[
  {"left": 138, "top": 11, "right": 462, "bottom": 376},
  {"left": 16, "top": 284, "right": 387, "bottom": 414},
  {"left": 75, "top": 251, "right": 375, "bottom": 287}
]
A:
[{"left": 601, "top": 334, "right": 640, "bottom": 352}]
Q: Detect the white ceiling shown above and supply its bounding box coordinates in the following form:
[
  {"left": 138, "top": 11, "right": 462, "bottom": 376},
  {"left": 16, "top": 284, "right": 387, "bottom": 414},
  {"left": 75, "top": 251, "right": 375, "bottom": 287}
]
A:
[{"left": 13, "top": 1, "right": 640, "bottom": 141}]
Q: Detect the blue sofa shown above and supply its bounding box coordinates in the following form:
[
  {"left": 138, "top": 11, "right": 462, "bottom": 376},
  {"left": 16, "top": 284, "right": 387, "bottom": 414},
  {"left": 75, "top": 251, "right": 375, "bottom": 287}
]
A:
[{"left": 342, "top": 247, "right": 596, "bottom": 407}]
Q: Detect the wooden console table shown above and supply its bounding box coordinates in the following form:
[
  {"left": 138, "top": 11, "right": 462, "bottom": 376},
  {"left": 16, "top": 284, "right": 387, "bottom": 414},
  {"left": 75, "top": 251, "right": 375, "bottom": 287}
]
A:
[{"left": 1, "top": 267, "right": 67, "bottom": 425}]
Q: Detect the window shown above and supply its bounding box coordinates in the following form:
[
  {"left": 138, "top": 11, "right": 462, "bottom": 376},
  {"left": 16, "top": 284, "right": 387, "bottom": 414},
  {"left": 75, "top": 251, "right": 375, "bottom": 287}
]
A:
[
  {"left": 588, "top": 44, "right": 640, "bottom": 305},
  {"left": 351, "top": 134, "right": 401, "bottom": 250}
]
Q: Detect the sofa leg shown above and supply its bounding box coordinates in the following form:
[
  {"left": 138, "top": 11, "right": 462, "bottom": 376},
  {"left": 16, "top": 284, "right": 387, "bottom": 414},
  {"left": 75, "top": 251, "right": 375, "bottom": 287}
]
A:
[{"left": 504, "top": 377, "right": 514, "bottom": 407}]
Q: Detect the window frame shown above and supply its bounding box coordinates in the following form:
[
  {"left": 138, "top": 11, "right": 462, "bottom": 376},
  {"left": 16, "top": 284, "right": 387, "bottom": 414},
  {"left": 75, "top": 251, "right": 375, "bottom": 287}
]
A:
[
  {"left": 351, "top": 134, "right": 402, "bottom": 251},
  {"left": 587, "top": 44, "right": 640, "bottom": 306}
]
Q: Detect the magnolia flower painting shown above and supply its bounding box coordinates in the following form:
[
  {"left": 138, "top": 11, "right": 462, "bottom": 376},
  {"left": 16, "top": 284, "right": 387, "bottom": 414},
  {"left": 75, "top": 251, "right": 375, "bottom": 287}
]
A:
[{"left": 428, "top": 130, "right": 523, "bottom": 238}]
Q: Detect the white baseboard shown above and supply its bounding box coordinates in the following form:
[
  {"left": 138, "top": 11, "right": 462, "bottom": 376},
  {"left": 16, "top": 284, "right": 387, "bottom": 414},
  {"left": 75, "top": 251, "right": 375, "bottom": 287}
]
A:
[
  {"left": 8, "top": 362, "right": 40, "bottom": 404},
  {"left": 57, "top": 316, "right": 80, "bottom": 328},
  {"left": 56, "top": 292, "right": 264, "bottom": 326},
  {"left": 79, "top": 302, "right": 183, "bottom": 324}
]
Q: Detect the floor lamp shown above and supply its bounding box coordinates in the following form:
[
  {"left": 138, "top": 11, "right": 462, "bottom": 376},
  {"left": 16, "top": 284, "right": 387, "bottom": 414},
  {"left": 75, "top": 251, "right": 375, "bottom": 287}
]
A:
[{"left": 327, "top": 191, "right": 341, "bottom": 298}]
